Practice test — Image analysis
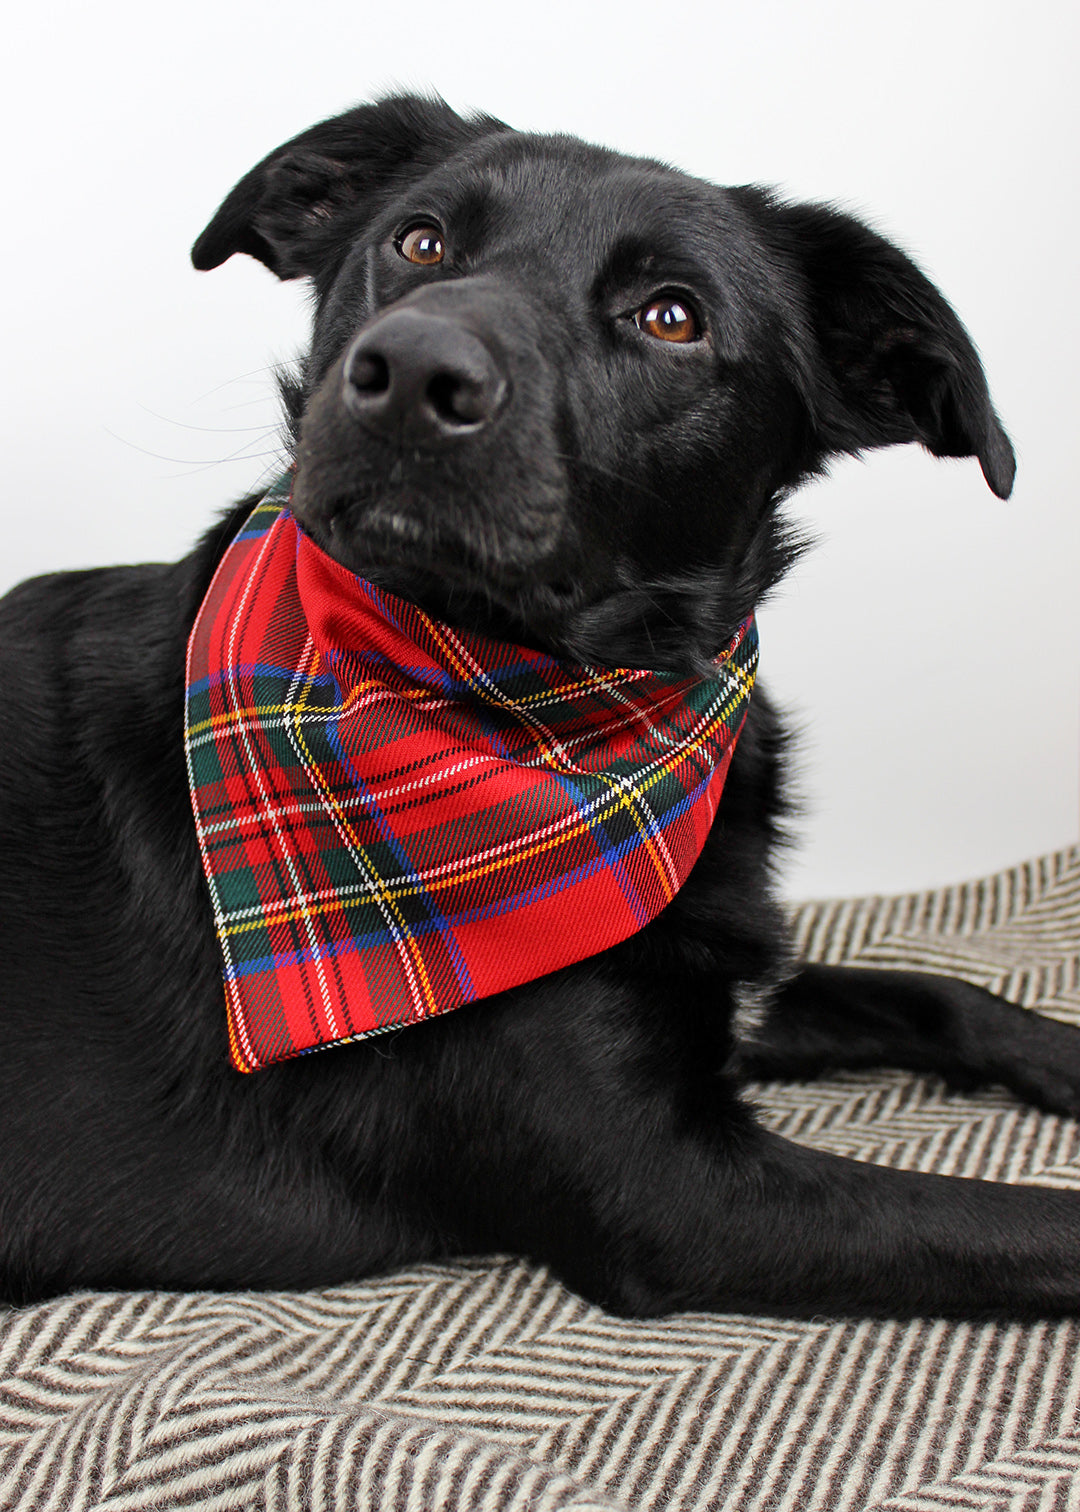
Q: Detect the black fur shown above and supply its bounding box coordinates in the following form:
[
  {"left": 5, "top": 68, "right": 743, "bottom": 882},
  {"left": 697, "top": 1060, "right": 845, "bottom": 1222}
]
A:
[{"left": 4, "top": 94, "right": 1077, "bottom": 1319}]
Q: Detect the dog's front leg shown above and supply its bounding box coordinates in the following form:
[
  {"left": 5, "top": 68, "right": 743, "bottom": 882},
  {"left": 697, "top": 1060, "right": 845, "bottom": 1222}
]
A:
[
  {"left": 735, "top": 964, "right": 1080, "bottom": 1115},
  {"left": 450, "top": 972, "right": 1080, "bottom": 1321},
  {"left": 602, "top": 1119, "right": 1080, "bottom": 1320}
]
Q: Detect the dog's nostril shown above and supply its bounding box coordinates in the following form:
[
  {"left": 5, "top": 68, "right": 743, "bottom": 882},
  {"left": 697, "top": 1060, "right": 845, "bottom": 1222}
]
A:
[
  {"left": 427, "top": 371, "right": 489, "bottom": 426},
  {"left": 341, "top": 319, "right": 507, "bottom": 437},
  {"left": 347, "top": 351, "right": 390, "bottom": 395}
]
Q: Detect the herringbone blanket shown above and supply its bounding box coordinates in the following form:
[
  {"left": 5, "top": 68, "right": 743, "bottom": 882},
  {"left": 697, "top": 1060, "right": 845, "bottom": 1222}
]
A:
[{"left": 3, "top": 847, "right": 1078, "bottom": 1512}]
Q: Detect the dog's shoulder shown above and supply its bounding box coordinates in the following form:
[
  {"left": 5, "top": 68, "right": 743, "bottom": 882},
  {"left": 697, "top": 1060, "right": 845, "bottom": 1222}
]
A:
[
  {"left": 0, "top": 496, "right": 256, "bottom": 847},
  {"left": 0, "top": 494, "right": 256, "bottom": 682}
]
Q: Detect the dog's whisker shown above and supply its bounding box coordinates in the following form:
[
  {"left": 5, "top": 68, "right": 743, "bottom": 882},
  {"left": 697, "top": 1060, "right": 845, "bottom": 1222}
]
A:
[
  {"left": 134, "top": 404, "right": 279, "bottom": 435},
  {"left": 219, "top": 396, "right": 292, "bottom": 414},
  {"left": 101, "top": 426, "right": 285, "bottom": 471},
  {"left": 548, "top": 451, "right": 671, "bottom": 508},
  {"left": 176, "top": 451, "right": 288, "bottom": 481},
  {"left": 190, "top": 364, "right": 288, "bottom": 404}
]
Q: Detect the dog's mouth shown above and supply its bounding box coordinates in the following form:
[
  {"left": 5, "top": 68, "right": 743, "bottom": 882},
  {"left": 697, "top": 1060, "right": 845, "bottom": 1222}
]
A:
[
  {"left": 291, "top": 482, "right": 589, "bottom": 650},
  {"left": 288, "top": 473, "right": 750, "bottom": 676}
]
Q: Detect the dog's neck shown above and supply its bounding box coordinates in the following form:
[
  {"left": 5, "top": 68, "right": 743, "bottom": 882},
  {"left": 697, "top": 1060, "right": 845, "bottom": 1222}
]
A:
[{"left": 184, "top": 474, "right": 759, "bottom": 1071}]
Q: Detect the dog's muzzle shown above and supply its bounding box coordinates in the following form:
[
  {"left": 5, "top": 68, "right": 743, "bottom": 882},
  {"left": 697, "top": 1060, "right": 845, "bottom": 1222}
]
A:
[
  {"left": 342, "top": 308, "right": 510, "bottom": 443},
  {"left": 291, "top": 280, "right": 573, "bottom": 602}
]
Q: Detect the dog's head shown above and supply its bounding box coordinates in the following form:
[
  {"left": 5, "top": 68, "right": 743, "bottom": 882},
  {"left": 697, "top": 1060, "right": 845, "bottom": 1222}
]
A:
[{"left": 193, "top": 94, "right": 1014, "bottom": 672}]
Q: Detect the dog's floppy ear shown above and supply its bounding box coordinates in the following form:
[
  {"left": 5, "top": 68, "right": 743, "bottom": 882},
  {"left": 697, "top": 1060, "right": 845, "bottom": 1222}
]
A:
[
  {"left": 192, "top": 94, "right": 508, "bottom": 280},
  {"left": 754, "top": 197, "right": 1016, "bottom": 498}
]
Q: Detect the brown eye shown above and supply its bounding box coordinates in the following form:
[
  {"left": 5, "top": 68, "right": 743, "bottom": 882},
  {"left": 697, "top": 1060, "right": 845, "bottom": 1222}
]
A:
[
  {"left": 635, "top": 296, "right": 700, "bottom": 343},
  {"left": 396, "top": 224, "right": 445, "bottom": 265}
]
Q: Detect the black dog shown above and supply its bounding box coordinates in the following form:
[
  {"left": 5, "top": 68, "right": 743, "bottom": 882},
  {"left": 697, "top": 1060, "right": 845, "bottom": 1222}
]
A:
[{"left": 2, "top": 94, "right": 1077, "bottom": 1317}]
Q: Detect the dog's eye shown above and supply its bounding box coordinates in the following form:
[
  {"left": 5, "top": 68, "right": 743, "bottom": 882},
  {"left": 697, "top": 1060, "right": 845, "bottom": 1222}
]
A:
[
  {"left": 635, "top": 297, "right": 700, "bottom": 344},
  {"left": 396, "top": 224, "right": 445, "bottom": 266}
]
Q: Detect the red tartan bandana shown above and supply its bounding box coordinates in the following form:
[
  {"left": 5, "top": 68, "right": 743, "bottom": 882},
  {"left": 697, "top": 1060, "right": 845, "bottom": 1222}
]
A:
[{"left": 185, "top": 475, "right": 759, "bottom": 1072}]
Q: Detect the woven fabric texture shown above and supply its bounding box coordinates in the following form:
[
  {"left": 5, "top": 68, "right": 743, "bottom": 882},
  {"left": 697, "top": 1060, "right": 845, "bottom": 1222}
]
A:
[
  {"left": 2, "top": 845, "right": 1078, "bottom": 1511},
  {"left": 185, "top": 477, "right": 758, "bottom": 1070}
]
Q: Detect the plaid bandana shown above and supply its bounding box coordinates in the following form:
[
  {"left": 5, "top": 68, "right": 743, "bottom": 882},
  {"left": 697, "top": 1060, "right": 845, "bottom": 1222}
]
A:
[{"left": 185, "top": 475, "right": 759, "bottom": 1072}]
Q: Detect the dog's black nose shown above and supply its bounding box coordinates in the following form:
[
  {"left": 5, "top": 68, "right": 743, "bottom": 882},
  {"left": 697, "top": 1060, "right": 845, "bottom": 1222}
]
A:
[{"left": 343, "top": 310, "right": 508, "bottom": 440}]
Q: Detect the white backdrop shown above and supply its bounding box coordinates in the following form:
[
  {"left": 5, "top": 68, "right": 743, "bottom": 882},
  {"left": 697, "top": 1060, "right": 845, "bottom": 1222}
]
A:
[{"left": 3, "top": 0, "right": 1077, "bottom": 898}]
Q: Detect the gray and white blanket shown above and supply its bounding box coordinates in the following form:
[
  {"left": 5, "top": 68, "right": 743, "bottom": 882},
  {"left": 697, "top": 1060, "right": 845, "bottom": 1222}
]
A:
[{"left": 3, "top": 846, "right": 1078, "bottom": 1511}]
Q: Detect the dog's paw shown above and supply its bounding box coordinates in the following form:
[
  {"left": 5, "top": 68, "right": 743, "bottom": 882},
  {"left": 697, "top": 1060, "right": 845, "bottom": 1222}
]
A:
[{"left": 979, "top": 1010, "right": 1080, "bottom": 1118}]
